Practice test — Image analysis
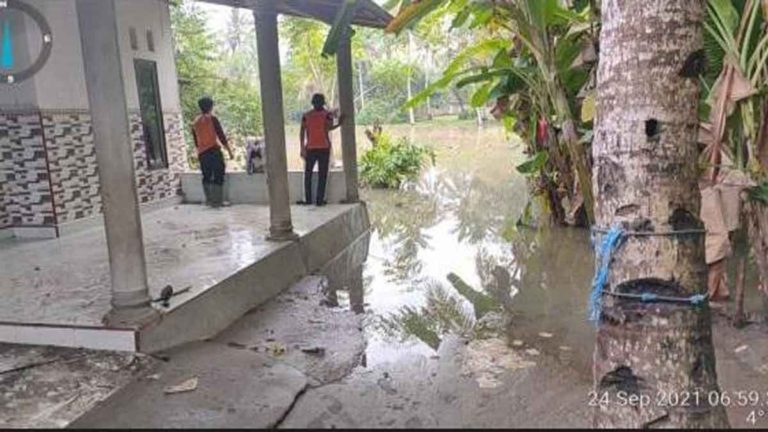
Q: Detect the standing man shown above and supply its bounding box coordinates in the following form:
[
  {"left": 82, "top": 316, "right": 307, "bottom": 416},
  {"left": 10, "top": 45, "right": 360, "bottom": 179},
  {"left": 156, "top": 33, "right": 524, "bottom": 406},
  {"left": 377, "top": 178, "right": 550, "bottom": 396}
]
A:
[
  {"left": 299, "top": 93, "right": 343, "bottom": 206},
  {"left": 192, "top": 97, "right": 233, "bottom": 208}
]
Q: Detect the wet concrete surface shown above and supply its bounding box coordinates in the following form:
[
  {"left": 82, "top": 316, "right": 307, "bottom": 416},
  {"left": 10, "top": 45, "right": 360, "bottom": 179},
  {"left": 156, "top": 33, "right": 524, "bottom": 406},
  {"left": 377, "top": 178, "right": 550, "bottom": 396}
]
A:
[
  {"left": 0, "top": 204, "right": 354, "bottom": 326},
  {"left": 69, "top": 275, "right": 594, "bottom": 429}
]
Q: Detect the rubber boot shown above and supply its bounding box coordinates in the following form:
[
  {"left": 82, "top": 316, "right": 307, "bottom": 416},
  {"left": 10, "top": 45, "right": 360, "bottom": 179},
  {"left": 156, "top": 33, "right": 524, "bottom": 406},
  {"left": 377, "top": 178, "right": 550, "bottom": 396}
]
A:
[
  {"left": 210, "top": 184, "right": 223, "bottom": 208},
  {"left": 203, "top": 183, "right": 214, "bottom": 207}
]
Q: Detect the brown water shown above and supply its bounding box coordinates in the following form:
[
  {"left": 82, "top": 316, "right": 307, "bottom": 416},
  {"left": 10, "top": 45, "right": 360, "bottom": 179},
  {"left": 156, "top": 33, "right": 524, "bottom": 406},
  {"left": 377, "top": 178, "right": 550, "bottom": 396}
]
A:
[{"left": 349, "top": 119, "right": 766, "bottom": 376}]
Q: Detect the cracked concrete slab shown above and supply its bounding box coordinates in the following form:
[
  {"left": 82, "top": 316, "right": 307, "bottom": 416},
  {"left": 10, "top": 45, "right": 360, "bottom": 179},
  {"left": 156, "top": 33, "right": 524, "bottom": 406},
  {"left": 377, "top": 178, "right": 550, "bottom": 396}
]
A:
[
  {"left": 283, "top": 335, "right": 591, "bottom": 429},
  {"left": 71, "top": 341, "right": 308, "bottom": 429},
  {"left": 0, "top": 345, "right": 152, "bottom": 428},
  {"left": 214, "top": 276, "right": 367, "bottom": 385},
  {"left": 280, "top": 350, "right": 441, "bottom": 429}
]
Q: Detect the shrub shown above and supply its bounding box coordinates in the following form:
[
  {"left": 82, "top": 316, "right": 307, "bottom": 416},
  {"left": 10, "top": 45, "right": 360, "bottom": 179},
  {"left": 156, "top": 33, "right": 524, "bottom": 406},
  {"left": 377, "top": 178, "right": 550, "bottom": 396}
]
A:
[{"left": 360, "top": 131, "right": 434, "bottom": 189}]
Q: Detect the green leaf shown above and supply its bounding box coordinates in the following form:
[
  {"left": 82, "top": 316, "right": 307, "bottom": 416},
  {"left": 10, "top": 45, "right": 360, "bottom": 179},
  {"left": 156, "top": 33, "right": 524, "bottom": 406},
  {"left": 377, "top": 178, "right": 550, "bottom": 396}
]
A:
[
  {"left": 580, "top": 92, "right": 596, "bottom": 123},
  {"left": 747, "top": 182, "right": 768, "bottom": 205},
  {"left": 451, "top": 7, "right": 472, "bottom": 28},
  {"left": 708, "top": 0, "right": 739, "bottom": 36},
  {"left": 456, "top": 69, "right": 506, "bottom": 88},
  {"left": 516, "top": 151, "right": 549, "bottom": 175},
  {"left": 470, "top": 81, "right": 494, "bottom": 107}
]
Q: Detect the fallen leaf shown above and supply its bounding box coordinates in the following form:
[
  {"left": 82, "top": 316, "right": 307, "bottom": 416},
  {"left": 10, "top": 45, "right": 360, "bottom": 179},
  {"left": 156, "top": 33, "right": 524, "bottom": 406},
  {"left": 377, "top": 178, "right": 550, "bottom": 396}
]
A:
[
  {"left": 164, "top": 377, "right": 198, "bottom": 394},
  {"left": 269, "top": 342, "right": 286, "bottom": 357}
]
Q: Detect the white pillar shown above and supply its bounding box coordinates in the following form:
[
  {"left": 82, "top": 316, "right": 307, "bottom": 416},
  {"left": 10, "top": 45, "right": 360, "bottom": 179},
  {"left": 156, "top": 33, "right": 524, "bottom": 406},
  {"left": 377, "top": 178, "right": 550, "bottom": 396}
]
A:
[
  {"left": 76, "top": 0, "right": 157, "bottom": 326},
  {"left": 253, "top": 2, "right": 297, "bottom": 240},
  {"left": 337, "top": 30, "right": 359, "bottom": 203}
]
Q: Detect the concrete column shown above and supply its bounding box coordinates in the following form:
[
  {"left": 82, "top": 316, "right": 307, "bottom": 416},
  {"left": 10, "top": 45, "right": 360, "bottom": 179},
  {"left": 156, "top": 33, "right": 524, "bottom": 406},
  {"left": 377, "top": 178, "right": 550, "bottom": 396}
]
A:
[
  {"left": 336, "top": 30, "right": 360, "bottom": 203},
  {"left": 253, "top": 2, "right": 297, "bottom": 241},
  {"left": 76, "top": 0, "right": 157, "bottom": 326}
]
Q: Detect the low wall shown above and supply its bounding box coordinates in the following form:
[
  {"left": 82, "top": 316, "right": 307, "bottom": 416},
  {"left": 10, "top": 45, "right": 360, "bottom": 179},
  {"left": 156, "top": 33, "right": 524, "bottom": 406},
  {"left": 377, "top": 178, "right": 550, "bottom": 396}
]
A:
[
  {"left": 181, "top": 171, "right": 348, "bottom": 205},
  {"left": 138, "top": 203, "right": 370, "bottom": 353}
]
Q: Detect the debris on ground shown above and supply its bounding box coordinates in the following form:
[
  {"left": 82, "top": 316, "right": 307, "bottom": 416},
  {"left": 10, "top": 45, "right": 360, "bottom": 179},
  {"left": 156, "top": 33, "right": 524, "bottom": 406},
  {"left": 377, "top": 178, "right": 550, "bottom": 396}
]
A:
[
  {"left": 163, "top": 377, "right": 198, "bottom": 395},
  {"left": 538, "top": 332, "right": 553, "bottom": 338},
  {"left": 525, "top": 348, "right": 540, "bottom": 356},
  {"left": 226, "top": 342, "right": 247, "bottom": 349},
  {"left": 462, "top": 338, "right": 536, "bottom": 389},
  {"left": 300, "top": 347, "right": 326, "bottom": 357},
  {"left": 268, "top": 343, "right": 286, "bottom": 357},
  {"left": 735, "top": 345, "right": 749, "bottom": 354},
  {"left": 512, "top": 340, "right": 524, "bottom": 347}
]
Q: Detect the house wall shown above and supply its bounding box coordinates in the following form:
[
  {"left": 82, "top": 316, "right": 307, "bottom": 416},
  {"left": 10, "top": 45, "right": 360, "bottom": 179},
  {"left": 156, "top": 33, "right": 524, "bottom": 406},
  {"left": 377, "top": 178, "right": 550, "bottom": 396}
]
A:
[{"left": 0, "top": 0, "right": 187, "bottom": 237}]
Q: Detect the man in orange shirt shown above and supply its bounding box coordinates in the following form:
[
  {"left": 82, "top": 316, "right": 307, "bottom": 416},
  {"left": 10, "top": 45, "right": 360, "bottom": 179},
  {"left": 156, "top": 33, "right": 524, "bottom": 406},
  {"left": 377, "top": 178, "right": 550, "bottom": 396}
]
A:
[
  {"left": 299, "top": 93, "right": 343, "bottom": 206},
  {"left": 192, "top": 97, "right": 233, "bottom": 207}
]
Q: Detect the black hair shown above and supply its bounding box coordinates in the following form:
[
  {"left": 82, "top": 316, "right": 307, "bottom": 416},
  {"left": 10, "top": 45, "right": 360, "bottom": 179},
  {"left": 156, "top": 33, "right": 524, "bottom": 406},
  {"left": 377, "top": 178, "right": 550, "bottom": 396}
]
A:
[
  {"left": 198, "top": 97, "right": 214, "bottom": 113},
  {"left": 311, "top": 93, "right": 326, "bottom": 110}
]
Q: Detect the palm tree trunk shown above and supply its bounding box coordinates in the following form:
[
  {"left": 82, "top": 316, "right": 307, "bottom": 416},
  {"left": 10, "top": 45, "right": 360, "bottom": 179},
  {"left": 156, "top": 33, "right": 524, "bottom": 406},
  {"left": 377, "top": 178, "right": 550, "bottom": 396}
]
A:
[
  {"left": 592, "top": 0, "right": 729, "bottom": 428},
  {"left": 407, "top": 30, "right": 416, "bottom": 125},
  {"left": 358, "top": 61, "right": 366, "bottom": 111}
]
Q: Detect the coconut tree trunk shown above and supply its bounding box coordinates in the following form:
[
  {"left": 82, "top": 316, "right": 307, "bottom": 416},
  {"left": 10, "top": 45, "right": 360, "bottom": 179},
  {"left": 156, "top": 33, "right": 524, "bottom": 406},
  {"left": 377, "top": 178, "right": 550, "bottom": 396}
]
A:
[
  {"left": 592, "top": 0, "right": 729, "bottom": 428},
  {"left": 407, "top": 30, "right": 416, "bottom": 125}
]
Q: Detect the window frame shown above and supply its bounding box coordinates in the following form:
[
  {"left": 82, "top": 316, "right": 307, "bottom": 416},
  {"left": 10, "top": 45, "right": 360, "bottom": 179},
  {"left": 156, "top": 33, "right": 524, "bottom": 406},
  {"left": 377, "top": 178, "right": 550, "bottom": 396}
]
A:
[{"left": 133, "top": 58, "right": 168, "bottom": 170}]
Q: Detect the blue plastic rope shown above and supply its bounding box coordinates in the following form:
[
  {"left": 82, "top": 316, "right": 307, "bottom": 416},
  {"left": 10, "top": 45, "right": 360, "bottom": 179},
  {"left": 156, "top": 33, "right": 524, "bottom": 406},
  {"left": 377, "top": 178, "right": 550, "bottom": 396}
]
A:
[
  {"left": 589, "top": 226, "right": 710, "bottom": 324},
  {"left": 588, "top": 226, "right": 624, "bottom": 323}
]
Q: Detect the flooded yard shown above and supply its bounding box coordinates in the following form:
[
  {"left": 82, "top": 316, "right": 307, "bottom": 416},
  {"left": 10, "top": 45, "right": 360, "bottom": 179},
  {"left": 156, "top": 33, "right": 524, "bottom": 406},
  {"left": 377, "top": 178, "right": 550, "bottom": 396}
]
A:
[{"left": 353, "top": 118, "right": 768, "bottom": 378}]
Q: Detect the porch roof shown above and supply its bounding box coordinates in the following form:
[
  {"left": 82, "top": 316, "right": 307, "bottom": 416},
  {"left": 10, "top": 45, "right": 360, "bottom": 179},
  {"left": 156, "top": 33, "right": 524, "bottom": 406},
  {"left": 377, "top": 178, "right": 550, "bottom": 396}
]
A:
[{"left": 196, "top": 0, "right": 393, "bottom": 29}]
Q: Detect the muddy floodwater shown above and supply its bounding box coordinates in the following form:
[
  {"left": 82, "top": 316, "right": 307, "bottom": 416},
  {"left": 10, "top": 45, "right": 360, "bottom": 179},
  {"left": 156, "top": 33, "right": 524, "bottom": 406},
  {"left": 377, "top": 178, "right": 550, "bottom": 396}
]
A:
[{"left": 347, "top": 119, "right": 767, "bottom": 377}]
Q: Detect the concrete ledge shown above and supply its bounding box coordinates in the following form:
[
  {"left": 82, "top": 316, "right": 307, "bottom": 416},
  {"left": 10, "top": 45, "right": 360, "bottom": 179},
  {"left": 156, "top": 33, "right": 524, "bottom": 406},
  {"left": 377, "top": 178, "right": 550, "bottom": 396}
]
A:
[
  {"left": 138, "top": 203, "right": 370, "bottom": 353},
  {"left": 181, "top": 171, "right": 347, "bottom": 205}
]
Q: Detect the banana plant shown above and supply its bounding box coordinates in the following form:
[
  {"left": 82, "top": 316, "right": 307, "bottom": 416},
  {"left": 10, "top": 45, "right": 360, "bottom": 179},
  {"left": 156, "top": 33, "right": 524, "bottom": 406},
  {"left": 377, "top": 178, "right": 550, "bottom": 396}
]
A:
[
  {"left": 702, "top": 0, "right": 768, "bottom": 315},
  {"left": 702, "top": 0, "right": 768, "bottom": 175},
  {"left": 381, "top": 0, "right": 599, "bottom": 226}
]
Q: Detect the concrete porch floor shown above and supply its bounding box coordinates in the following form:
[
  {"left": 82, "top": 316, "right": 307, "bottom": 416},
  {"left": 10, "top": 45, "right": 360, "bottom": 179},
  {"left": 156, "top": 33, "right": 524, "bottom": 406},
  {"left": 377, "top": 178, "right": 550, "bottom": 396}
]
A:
[{"left": 0, "top": 203, "right": 370, "bottom": 352}]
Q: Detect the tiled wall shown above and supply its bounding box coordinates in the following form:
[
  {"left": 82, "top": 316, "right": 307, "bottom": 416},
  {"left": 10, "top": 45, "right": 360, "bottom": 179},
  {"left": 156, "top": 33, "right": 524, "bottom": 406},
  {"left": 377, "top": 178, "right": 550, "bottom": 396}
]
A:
[
  {"left": 0, "top": 113, "right": 55, "bottom": 227},
  {"left": 0, "top": 119, "right": 11, "bottom": 229},
  {"left": 43, "top": 112, "right": 101, "bottom": 224},
  {"left": 130, "top": 111, "right": 186, "bottom": 204},
  {"left": 0, "top": 110, "right": 186, "bottom": 234}
]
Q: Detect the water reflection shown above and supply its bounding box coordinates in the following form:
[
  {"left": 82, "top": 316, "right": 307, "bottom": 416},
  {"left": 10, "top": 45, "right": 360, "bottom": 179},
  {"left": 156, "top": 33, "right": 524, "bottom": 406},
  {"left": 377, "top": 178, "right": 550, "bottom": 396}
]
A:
[{"left": 361, "top": 124, "right": 594, "bottom": 369}]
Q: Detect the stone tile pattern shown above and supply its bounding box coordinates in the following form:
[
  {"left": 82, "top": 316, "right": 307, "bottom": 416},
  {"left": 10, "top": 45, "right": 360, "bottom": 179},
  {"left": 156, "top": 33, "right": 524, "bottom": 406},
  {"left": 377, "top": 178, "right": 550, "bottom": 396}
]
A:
[
  {"left": 43, "top": 112, "right": 101, "bottom": 224},
  {"left": 0, "top": 110, "right": 187, "bottom": 230},
  {"left": 0, "top": 113, "right": 55, "bottom": 227}
]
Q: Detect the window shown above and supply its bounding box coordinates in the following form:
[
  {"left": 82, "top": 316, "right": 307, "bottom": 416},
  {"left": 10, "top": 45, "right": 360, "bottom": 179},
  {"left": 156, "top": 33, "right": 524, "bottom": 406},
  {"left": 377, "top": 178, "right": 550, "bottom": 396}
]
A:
[
  {"left": 134, "top": 59, "right": 167, "bottom": 169},
  {"left": 129, "top": 27, "right": 138, "bottom": 50},
  {"left": 146, "top": 29, "right": 155, "bottom": 52}
]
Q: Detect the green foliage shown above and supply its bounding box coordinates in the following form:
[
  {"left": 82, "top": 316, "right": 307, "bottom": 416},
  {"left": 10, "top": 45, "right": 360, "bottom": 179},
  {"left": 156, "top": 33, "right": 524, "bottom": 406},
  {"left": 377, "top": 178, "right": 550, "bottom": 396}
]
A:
[
  {"left": 171, "top": 1, "right": 263, "bottom": 169},
  {"left": 748, "top": 182, "right": 768, "bottom": 205},
  {"left": 360, "top": 132, "right": 435, "bottom": 188},
  {"left": 281, "top": 18, "right": 340, "bottom": 120},
  {"left": 357, "top": 98, "right": 408, "bottom": 125},
  {"left": 516, "top": 151, "right": 549, "bottom": 175},
  {"left": 388, "top": 0, "right": 599, "bottom": 225},
  {"left": 217, "top": 78, "right": 263, "bottom": 140}
]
